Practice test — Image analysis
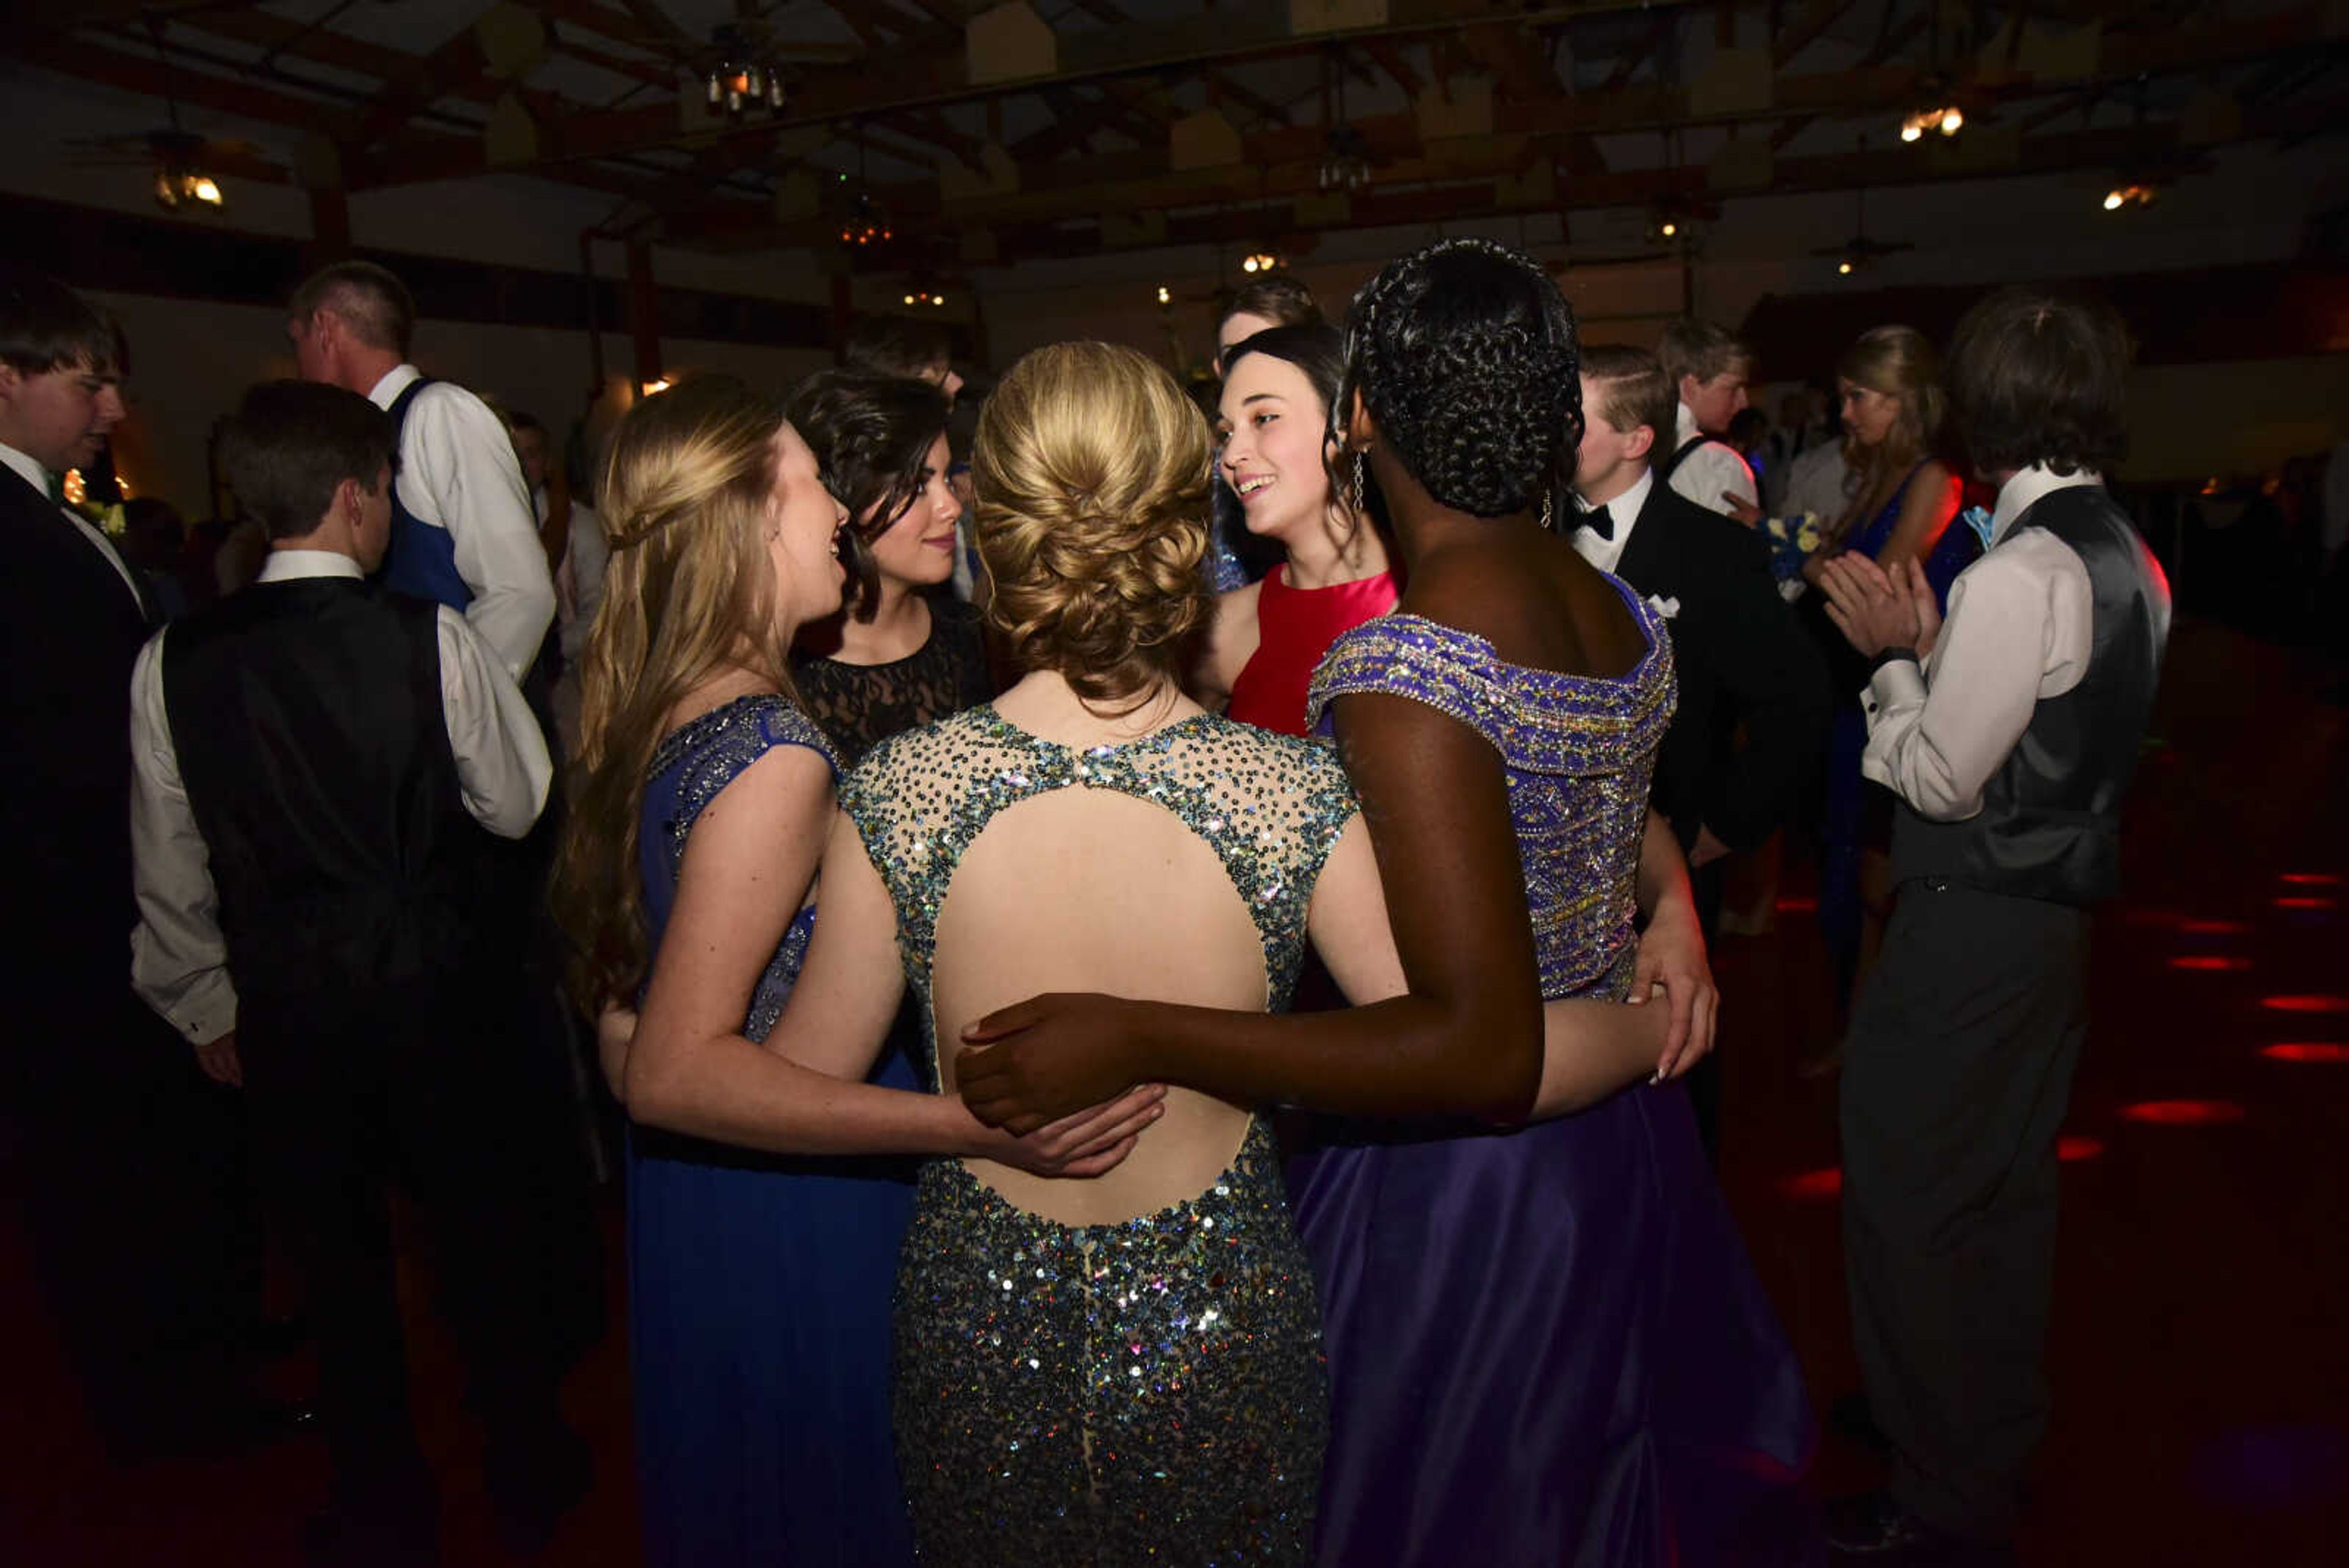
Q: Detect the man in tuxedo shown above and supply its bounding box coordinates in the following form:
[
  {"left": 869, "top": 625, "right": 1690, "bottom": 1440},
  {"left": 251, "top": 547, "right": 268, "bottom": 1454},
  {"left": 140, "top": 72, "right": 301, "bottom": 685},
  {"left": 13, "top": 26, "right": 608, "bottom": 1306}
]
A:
[
  {"left": 1572, "top": 344, "right": 1830, "bottom": 1157},
  {"left": 0, "top": 267, "right": 270, "bottom": 1458},
  {"left": 1818, "top": 291, "right": 2169, "bottom": 1566},
  {"left": 130, "top": 381, "right": 587, "bottom": 1563},
  {"left": 1655, "top": 318, "right": 1761, "bottom": 519}
]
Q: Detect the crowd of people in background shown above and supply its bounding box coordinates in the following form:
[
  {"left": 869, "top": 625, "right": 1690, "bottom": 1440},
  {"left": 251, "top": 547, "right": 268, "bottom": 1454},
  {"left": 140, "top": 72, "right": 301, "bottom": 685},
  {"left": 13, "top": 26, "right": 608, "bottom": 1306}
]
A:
[{"left": 0, "top": 236, "right": 2246, "bottom": 1568}]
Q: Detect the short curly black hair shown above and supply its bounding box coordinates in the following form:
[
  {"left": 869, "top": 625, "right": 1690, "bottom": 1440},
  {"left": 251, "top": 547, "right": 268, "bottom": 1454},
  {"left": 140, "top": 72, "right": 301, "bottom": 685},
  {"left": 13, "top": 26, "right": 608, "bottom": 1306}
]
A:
[
  {"left": 1337, "top": 238, "right": 1581, "bottom": 520},
  {"left": 1944, "top": 286, "right": 2131, "bottom": 479}
]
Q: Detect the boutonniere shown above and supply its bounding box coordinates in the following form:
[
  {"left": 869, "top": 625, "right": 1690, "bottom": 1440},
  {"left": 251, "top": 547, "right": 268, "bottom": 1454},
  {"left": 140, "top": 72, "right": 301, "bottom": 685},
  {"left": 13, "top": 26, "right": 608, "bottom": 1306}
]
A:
[
  {"left": 73, "top": 496, "right": 128, "bottom": 538},
  {"left": 1644, "top": 593, "right": 1681, "bottom": 621}
]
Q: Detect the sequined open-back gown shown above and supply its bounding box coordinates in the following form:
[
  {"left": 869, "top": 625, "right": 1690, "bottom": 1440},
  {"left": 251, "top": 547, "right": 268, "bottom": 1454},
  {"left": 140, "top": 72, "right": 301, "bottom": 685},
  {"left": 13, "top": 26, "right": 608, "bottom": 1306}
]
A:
[
  {"left": 1293, "top": 587, "right": 1819, "bottom": 1567},
  {"left": 628, "top": 695, "right": 919, "bottom": 1567},
  {"left": 842, "top": 706, "right": 1360, "bottom": 1566}
]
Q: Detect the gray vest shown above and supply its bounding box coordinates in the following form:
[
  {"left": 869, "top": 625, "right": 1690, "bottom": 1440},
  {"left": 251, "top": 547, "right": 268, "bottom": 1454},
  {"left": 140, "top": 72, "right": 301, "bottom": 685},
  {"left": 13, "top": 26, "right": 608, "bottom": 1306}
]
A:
[{"left": 1890, "top": 484, "right": 2167, "bottom": 907}]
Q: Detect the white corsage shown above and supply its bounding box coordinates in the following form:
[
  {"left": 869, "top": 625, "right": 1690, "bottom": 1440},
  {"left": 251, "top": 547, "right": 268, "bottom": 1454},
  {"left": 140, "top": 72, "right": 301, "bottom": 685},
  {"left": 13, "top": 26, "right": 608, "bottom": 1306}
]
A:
[{"left": 1644, "top": 593, "right": 1681, "bottom": 621}]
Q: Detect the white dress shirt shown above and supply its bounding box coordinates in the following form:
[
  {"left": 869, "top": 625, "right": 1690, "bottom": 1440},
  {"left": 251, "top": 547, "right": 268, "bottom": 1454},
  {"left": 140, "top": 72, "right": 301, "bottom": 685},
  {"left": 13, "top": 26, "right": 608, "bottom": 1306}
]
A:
[
  {"left": 1782, "top": 440, "right": 1855, "bottom": 527},
  {"left": 1859, "top": 466, "right": 2169, "bottom": 822},
  {"left": 537, "top": 486, "right": 607, "bottom": 664},
  {"left": 128, "top": 549, "right": 554, "bottom": 1046},
  {"left": 1568, "top": 466, "right": 1653, "bottom": 578},
  {"left": 1663, "top": 403, "right": 1759, "bottom": 518},
  {"left": 0, "top": 439, "right": 147, "bottom": 611},
  {"left": 367, "top": 365, "right": 555, "bottom": 681}
]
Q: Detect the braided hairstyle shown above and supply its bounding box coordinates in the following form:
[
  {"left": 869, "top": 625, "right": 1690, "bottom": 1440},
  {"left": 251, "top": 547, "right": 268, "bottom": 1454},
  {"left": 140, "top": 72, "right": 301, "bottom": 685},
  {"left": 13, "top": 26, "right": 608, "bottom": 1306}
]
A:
[{"left": 1335, "top": 237, "right": 1581, "bottom": 521}]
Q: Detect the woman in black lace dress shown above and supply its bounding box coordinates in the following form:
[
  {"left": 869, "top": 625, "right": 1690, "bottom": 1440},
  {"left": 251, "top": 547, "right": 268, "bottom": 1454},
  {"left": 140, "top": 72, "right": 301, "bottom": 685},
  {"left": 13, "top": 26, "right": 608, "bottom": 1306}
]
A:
[{"left": 785, "top": 372, "right": 995, "bottom": 763}]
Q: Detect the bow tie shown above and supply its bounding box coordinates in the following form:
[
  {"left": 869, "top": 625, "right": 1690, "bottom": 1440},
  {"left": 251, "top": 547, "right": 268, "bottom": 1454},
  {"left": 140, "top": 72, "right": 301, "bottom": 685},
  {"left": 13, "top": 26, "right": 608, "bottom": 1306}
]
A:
[
  {"left": 1576, "top": 503, "right": 1615, "bottom": 542},
  {"left": 1961, "top": 504, "right": 1995, "bottom": 550}
]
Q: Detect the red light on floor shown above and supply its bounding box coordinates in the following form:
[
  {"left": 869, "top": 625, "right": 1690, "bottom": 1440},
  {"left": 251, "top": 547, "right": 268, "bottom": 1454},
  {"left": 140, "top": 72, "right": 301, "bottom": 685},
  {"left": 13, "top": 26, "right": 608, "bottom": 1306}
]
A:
[
  {"left": 1776, "top": 1167, "right": 1843, "bottom": 1200},
  {"left": 2262, "top": 995, "right": 2349, "bottom": 1014},
  {"left": 2273, "top": 897, "right": 2338, "bottom": 912},
  {"left": 1773, "top": 897, "right": 1817, "bottom": 913},
  {"left": 2175, "top": 919, "right": 2249, "bottom": 935},
  {"left": 2278, "top": 872, "right": 2343, "bottom": 886},
  {"left": 2260, "top": 1044, "right": 2349, "bottom": 1064},
  {"left": 2118, "top": 1099, "right": 2246, "bottom": 1126},
  {"left": 2057, "top": 1134, "right": 2105, "bottom": 1162},
  {"left": 2167, "top": 955, "right": 2250, "bottom": 972}
]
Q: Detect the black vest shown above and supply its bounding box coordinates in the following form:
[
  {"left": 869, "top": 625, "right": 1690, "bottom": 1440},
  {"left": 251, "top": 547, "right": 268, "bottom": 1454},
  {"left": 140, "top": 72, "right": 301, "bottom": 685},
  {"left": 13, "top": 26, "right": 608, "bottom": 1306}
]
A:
[
  {"left": 161, "top": 576, "right": 510, "bottom": 1009},
  {"left": 1891, "top": 485, "right": 2167, "bottom": 906}
]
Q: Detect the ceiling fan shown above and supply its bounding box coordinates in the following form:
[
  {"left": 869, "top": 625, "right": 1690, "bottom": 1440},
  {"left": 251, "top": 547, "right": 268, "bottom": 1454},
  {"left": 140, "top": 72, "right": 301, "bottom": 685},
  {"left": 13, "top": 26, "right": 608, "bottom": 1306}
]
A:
[{"left": 1809, "top": 185, "right": 1913, "bottom": 277}]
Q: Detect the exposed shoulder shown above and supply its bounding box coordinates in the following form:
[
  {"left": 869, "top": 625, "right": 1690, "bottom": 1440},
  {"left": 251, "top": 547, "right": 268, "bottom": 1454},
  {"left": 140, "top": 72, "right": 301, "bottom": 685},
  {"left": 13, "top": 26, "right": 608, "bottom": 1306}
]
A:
[
  {"left": 842, "top": 705, "right": 976, "bottom": 798},
  {"left": 1196, "top": 714, "right": 1359, "bottom": 812}
]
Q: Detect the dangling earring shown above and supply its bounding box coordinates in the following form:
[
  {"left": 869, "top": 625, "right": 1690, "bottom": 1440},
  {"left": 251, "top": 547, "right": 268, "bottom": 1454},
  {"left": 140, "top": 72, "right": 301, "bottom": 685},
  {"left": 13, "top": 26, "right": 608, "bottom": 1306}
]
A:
[
  {"left": 1349, "top": 450, "right": 1366, "bottom": 515},
  {"left": 1540, "top": 491, "right": 1554, "bottom": 532}
]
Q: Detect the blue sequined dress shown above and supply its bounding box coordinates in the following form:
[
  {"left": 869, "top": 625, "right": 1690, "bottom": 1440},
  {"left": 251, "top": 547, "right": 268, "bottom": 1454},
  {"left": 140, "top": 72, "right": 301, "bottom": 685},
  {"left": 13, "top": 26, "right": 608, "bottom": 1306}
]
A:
[
  {"left": 1291, "top": 584, "right": 1819, "bottom": 1567},
  {"left": 627, "top": 694, "right": 919, "bottom": 1568},
  {"left": 842, "top": 706, "right": 1359, "bottom": 1566}
]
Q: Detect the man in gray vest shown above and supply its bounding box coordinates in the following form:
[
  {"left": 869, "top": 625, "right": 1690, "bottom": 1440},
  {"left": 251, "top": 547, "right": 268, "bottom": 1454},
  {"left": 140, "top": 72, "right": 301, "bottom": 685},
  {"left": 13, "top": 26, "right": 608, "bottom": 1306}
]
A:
[{"left": 1817, "top": 288, "right": 2169, "bottom": 1566}]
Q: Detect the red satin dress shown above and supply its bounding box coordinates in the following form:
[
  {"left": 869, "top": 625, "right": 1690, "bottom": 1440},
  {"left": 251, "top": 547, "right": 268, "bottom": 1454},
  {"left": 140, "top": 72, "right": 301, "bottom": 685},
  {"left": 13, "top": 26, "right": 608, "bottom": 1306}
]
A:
[{"left": 1225, "top": 563, "right": 1400, "bottom": 737}]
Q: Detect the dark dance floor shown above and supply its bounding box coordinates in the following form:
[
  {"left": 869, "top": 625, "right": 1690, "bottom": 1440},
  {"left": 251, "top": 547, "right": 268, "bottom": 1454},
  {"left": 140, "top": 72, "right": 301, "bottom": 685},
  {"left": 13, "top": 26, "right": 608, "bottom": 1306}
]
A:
[{"left": 4, "top": 617, "right": 2343, "bottom": 1566}]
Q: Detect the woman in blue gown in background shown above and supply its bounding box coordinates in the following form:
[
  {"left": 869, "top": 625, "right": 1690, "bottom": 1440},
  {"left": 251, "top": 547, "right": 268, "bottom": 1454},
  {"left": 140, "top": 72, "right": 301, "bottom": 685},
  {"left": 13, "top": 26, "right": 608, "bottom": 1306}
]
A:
[{"left": 1803, "top": 327, "right": 1970, "bottom": 1002}]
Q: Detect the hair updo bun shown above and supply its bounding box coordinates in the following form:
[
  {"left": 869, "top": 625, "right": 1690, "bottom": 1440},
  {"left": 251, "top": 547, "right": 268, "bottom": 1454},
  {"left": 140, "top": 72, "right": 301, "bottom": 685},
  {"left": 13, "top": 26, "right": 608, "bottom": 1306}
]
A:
[
  {"left": 973, "top": 340, "right": 1211, "bottom": 707},
  {"left": 1338, "top": 238, "right": 1583, "bottom": 519}
]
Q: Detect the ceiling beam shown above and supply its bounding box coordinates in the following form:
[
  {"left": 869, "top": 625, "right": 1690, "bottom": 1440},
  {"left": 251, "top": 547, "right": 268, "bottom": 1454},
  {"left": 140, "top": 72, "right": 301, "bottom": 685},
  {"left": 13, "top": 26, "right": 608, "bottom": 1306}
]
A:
[{"left": 346, "top": 1, "right": 1700, "bottom": 186}]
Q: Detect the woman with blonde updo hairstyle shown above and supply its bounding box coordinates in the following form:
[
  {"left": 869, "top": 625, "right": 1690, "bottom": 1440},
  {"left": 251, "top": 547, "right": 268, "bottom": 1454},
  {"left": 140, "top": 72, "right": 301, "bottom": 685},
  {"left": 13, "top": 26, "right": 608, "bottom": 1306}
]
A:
[
  {"left": 973, "top": 338, "right": 1212, "bottom": 708},
  {"left": 556, "top": 374, "right": 1152, "bottom": 1568}
]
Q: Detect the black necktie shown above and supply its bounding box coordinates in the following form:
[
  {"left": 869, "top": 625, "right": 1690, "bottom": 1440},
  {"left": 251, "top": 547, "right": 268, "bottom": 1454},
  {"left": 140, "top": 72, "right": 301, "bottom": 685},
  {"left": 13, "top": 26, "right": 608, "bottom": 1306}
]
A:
[{"left": 1577, "top": 503, "right": 1615, "bottom": 542}]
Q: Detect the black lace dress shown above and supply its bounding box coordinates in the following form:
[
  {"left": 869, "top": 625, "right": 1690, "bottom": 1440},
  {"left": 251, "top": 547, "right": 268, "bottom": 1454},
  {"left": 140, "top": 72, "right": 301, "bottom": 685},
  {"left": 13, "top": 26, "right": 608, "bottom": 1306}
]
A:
[{"left": 790, "top": 597, "right": 995, "bottom": 767}]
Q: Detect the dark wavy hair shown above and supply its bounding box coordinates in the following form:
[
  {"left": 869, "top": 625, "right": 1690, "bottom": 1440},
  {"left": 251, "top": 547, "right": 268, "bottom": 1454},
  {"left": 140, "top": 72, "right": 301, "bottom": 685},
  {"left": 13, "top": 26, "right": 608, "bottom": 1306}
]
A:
[
  {"left": 784, "top": 370, "right": 951, "bottom": 620},
  {"left": 1944, "top": 287, "right": 2131, "bottom": 478},
  {"left": 1220, "top": 322, "right": 1353, "bottom": 510},
  {"left": 1337, "top": 238, "right": 1582, "bottom": 521}
]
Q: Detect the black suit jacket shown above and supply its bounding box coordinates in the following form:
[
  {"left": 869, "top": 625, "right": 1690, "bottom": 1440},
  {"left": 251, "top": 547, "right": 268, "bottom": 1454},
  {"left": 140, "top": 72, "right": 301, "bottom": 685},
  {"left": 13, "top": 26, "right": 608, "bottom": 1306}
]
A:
[
  {"left": 0, "top": 462, "right": 159, "bottom": 1041},
  {"left": 1609, "top": 478, "right": 1829, "bottom": 854}
]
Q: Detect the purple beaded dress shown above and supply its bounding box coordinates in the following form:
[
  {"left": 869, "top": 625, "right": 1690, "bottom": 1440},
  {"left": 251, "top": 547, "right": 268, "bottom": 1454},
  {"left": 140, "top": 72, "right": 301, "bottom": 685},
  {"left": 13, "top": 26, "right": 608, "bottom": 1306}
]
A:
[{"left": 1293, "top": 581, "right": 1819, "bottom": 1567}]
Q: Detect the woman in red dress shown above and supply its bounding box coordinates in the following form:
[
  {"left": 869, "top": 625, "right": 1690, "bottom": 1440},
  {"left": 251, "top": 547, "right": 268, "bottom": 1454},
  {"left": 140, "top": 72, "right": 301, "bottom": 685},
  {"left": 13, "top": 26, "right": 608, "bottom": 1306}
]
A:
[{"left": 1193, "top": 324, "right": 1398, "bottom": 735}]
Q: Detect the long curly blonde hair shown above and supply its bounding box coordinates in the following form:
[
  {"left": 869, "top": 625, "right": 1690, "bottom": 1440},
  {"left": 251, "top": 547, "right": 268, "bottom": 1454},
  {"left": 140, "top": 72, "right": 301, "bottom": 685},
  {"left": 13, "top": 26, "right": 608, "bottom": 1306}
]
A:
[
  {"left": 552, "top": 376, "right": 794, "bottom": 1013},
  {"left": 974, "top": 341, "right": 1211, "bottom": 709}
]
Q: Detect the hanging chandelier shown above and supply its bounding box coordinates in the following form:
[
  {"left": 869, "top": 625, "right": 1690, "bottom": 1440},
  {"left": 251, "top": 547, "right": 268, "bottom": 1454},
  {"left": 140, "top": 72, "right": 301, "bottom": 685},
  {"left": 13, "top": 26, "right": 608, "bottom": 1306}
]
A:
[
  {"left": 150, "top": 130, "right": 222, "bottom": 212},
  {"left": 706, "top": 24, "right": 786, "bottom": 117},
  {"left": 1318, "top": 126, "right": 1371, "bottom": 194}
]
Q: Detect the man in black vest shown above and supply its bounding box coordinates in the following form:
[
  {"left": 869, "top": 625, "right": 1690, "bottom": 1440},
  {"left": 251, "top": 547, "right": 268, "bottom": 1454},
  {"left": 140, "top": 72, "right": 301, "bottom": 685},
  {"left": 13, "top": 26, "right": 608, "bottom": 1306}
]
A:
[
  {"left": 1818, "top": 291, "right": 2170, "bottom": 1566},
  {"left": 128, "top": 382, "right": 587, "bottom": 1564},
  {"left": 0, "top": 267, "right": 275, "bottom": 1460},
  {"left": 1571, "top": 344, "right": 1830, "bottom": 1159}
]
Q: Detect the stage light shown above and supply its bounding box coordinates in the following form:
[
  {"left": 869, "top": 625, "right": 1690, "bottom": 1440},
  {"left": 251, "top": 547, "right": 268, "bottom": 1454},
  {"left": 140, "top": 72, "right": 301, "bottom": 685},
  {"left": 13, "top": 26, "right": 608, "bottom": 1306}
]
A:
[
  {"left": 1838, "top": 260, "right": 1854, "bottom": 275},
  {"left": 2175, "top": 919, "right": 2249, "bottom": 935},
  {"left": 2118, "top": 1099, "right": 2246, "bottom": 1126},
  {"left": 2280, "top": 872, "right": 2343, "bottom": 886},
  {"left": 1776, "top": 1167, "right": 1843, "bottom": 1200},
  {"left": 1156, "top": 286, "right": 1171, "bottom": 305},
  {"left": 1940, "top": 108, "right": 1963, "bottom": 135},
  {"left": 1901, "top": 120, "right": 1923, "bottom": 144},
  {"left": 2057, "top": 1135, "right": 2104, "bottom": 1162},
  {"left": 2262, "top": 1044, "right": 2349, "bottom": 1064},
  {"left": 2274, "top": 897, "right": 2337, "bottom": 912},
  {"left": 2167, "top": 956, "right": 2251, "bottom": 972},
  {"left": 2262, "top": 995, "right": 2349, "bottom": 1014}
]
